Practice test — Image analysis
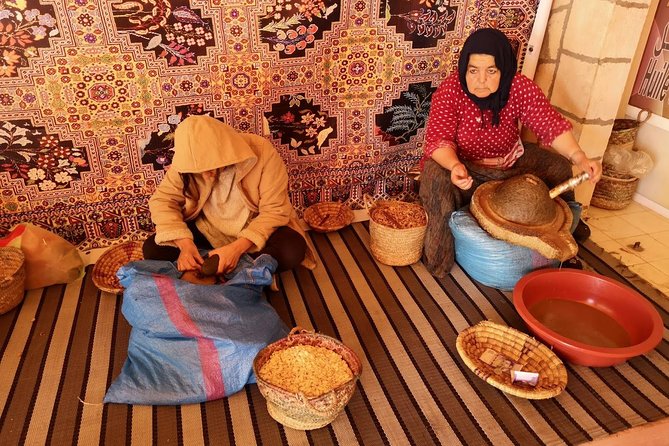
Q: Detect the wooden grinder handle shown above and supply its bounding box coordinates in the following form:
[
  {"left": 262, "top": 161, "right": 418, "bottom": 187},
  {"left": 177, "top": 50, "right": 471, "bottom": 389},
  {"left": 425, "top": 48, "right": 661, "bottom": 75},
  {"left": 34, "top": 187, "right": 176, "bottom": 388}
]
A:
[{"left": 549, "top": 172, "right": 591, "bottom": 199}]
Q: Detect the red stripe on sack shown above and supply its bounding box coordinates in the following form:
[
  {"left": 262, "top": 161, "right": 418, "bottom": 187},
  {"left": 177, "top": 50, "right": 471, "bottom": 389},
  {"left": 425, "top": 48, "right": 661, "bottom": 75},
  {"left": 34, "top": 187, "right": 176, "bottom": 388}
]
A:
[
  {"left": 152, "top": 274, "right": 226, "bottom": 400},
  {"left": 0, "top": 223, "right": 27, "bottom": 247}
]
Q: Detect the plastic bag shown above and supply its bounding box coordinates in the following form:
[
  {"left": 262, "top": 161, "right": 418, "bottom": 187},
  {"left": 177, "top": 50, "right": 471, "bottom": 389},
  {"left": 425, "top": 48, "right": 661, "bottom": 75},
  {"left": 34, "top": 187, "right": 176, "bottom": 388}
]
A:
[
  {"left": 603, "top": 146, "right": 654, "bottom": 177},
  {"left": 0, "top": 223, "right": 84, "bottom": 289},
  {"left": 450, "top": 203, "right": 581, "bottom": 291},
  {"left": 104, "top": 253, "right": 288, "bottom": 405}
]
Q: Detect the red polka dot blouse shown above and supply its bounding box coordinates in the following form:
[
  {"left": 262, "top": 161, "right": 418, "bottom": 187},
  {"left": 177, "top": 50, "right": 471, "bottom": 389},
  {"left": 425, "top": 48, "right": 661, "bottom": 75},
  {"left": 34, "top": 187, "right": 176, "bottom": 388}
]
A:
[{"left": 424, "top": 72, "right": 572, "bottom": 167}]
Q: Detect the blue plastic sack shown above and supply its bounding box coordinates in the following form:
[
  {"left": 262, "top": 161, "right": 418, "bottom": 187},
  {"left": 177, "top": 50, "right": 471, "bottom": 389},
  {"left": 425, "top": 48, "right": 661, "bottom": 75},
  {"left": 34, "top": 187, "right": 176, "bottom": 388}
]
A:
[
  {"left": 104, "top": 253, "right": 288, "bottom": 405},
  {"left": 450, "top": 203, "right": 581, "bottom": 291}
]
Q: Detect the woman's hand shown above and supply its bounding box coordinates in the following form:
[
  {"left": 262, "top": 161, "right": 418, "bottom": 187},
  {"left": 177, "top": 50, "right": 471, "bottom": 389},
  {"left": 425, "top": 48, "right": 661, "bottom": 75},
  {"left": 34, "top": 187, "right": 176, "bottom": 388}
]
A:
[
  {"left": 174, "top": 238, "right": 204, "bottom": 271},
  {"left": 208, "top": 238, "right": 254, "bottom": 274},
  {"left": 429, "top": 144, "right": 473, "bottom": 190},
  {"left": 450, "top": 162, "right": 474, "bottom": 190},
  {"left": 570, "top": 150, "right": 603, "bottom": 183}
]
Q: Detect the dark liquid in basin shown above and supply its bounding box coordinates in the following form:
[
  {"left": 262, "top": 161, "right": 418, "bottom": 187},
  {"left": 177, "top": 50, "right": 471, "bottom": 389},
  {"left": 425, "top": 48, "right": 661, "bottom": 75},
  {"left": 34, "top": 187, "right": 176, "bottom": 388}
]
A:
[{"left": 529, "top": 299, "right": 632, "bottom": 348}]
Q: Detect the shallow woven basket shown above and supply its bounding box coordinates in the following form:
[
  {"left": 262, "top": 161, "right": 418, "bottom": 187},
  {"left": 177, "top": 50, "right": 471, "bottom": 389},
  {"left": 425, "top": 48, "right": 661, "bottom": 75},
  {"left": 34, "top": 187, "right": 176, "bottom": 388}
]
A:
[
  {"left": 0, "top": 247, "right": 26, "bottom": 315},
  {"left": 92, "top": 241, "right": 144, "bottom": 293},
  {"left": 303, "top": 202, "right": 354, "bottom": 233},
  {"left": 368, "top": 200, "right": 427, "bottom": 266},
  {"left": 456, "top": 320, "right": 567, "bottom": 399},
  {"left": 591, "top": 168, "right": 639, "bottom": 210},
  {"left": 607, "top": 109, "right": 650, "bottom": 151},
  {"left": 253, "top": 328, "right": 362, "bottom": 430}
]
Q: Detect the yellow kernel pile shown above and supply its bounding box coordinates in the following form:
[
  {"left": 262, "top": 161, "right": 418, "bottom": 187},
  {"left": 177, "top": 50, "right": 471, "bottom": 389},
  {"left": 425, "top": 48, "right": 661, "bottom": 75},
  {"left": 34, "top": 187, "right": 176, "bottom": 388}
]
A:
[{"left": 259, "top": 345, "right": 353, "bottom": 397}]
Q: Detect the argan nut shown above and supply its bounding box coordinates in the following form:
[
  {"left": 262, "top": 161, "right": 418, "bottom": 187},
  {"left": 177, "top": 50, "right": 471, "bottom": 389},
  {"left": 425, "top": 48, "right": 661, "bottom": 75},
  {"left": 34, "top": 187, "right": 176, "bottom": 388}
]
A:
[{"left": 201, "top": 254, "right": 219, "bottom": 276}]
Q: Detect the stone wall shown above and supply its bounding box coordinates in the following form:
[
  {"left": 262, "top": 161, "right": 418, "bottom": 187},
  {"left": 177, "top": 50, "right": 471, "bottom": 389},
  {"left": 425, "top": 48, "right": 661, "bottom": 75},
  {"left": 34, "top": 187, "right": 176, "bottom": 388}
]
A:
[{"left": 534, "top": 0, "right": 651, "bottom": 207}]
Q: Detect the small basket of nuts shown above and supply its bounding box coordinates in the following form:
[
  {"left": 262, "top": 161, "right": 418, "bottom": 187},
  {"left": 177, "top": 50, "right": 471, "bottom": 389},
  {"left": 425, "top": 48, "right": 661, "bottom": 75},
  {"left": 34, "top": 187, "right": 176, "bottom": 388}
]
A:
[
  {"left": 253, "top": 327, "right": 362, "bottom": 430},
  {"left": 303, "top": 201, "right": 354, "bottom": 233},
  {"left": 367, "top": 198, "right": 428, "bottom": 266}
]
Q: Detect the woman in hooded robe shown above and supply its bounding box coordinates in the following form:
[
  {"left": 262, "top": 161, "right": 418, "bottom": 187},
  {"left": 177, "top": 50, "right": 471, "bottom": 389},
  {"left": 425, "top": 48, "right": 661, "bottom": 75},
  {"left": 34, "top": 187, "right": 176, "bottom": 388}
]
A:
[{"left": 143, "top": 115, "right": 316, "bottom": 276}]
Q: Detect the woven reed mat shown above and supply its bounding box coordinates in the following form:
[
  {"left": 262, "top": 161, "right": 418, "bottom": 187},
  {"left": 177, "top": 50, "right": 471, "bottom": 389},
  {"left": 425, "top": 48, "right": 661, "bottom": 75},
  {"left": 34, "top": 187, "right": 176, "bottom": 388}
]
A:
[{"left": 0, "top": 224, "right": 667, "bottom": 446}]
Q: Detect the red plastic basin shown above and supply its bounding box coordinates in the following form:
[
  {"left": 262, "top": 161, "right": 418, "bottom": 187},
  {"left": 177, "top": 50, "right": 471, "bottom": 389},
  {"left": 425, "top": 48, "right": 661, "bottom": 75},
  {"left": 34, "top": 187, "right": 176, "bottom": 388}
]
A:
[{"left": 513, "top": 269, "right": 664, "bottom": 367}]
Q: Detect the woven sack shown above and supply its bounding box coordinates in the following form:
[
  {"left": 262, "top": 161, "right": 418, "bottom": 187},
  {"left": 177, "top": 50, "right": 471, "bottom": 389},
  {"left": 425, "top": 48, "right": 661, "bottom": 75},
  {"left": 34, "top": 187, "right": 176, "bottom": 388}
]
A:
[
  {"left": 253, "top": 328, "right": 362, "bottom": 430},
  {"left": 450, "top": 202, "right": 581, "bottom": 291},
  {"left": 92, "top": 241, "right": 144, "bottom": 293},
  {"left": 366, "top": 198, "right": 427, "bottom": 266},
  {"left": 607, "top": 109, "right": 651, "bottom": 151},
  {"left": 0, "top": 247, "right": 26, "bottom": 315},
  {"left": 0, "top": 223, "right": 84, "bottom": 289},
  {"left": 456, "top": 320, "right": 567, "bottom": 399},
  {"left": 303, "top": 201, "right": 354, "bottom": 232},
  {"left": 591, "top": 168, "right": 639, "bottom": 210}
]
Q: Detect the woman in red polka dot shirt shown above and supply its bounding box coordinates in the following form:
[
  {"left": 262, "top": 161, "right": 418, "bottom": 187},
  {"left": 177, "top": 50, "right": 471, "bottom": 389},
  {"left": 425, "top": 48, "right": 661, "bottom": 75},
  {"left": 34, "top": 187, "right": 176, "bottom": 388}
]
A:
[{"left": 420, "top": 28, "right": 602, "bottom": 279}]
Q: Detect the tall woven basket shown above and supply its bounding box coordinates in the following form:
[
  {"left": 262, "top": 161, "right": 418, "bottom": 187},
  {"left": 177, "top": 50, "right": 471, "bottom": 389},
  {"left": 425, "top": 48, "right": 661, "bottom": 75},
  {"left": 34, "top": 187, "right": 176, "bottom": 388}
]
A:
[
  {"left": 367, "top": 199, "right": 428, "bottom": 266},
  {"left": 607, "top": 109, "right": 651, "bottom": 151},
  {"left": 591, "top": 168, "right": 640, "bottom": 210},
  {"left": 0, "top": 247, "right": 26, "bottom": 315}
]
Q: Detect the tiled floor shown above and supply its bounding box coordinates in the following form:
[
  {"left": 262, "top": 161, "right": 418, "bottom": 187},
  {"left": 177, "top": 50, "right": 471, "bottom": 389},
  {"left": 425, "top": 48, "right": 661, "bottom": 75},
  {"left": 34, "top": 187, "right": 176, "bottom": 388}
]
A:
[{"left": 585, "top": 200, "right": 669, "bottom": 297}]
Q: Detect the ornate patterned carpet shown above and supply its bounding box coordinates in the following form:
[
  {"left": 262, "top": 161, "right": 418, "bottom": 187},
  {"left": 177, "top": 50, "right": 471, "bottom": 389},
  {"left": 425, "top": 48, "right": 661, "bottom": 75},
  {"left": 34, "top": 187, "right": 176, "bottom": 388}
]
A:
[
  {"left": 0, "top": 0, "right": 540, "bottom": 250},
  {"left": 0, "top": 226, "right": 667, "bottom": 445}
]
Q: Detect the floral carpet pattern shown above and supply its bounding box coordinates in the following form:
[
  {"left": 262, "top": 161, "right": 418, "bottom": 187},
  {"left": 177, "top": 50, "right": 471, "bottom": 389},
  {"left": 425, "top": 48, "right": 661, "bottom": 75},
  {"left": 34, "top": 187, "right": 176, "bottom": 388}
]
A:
[{"left": 0, "top": 0, "right": 539, "bottom": 250}]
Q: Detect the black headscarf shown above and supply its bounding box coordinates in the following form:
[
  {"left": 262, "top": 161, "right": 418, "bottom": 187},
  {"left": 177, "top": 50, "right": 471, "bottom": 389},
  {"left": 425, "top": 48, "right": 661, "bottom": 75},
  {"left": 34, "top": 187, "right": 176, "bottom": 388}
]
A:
[{"left": 458, "top": 28, "right": 517, "bottom": 126}]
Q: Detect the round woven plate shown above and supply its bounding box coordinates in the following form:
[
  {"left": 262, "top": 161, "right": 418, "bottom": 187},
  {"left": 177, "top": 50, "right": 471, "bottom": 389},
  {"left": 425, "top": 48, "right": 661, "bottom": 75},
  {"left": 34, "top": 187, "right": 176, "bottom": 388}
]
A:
[
  {"left": 303, "top": 202, "right": 354, "bottom": 233},
  {"left": 92, "top": 241, "right": 144, "bottom": 294},
  {"left": 456, "top": 320, "right": 567, "bottom": 399}
]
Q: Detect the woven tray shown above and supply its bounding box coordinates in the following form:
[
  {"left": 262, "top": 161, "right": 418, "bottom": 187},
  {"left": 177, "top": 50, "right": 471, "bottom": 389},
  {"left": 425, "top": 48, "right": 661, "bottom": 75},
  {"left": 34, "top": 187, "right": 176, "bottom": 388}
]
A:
[
  {"left": 456, "top": 320, "right": 567, "bottom": 399},
  {"left": 253, "top": 327, "right": 362, "bottom": 430},
  {"left": 303, "top": 202, "right": 354, "bottom": 232},
  {"left": 92, "top": 241, "right": 144, "bottom": 293}
]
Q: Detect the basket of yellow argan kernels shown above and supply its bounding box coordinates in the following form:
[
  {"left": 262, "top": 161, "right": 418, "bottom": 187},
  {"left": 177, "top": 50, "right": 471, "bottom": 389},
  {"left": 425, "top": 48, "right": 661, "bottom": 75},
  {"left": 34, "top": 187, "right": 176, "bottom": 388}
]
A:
[{"left": 253, "top": 327, "right": 362, "bottom": 430}]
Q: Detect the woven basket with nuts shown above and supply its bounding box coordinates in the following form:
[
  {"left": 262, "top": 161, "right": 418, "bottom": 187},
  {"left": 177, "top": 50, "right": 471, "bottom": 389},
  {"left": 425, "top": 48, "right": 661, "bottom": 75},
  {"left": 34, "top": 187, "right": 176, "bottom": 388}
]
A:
[
  {"left": 367, "top": 199, "right": 427, "bottom": 266},
  {"left": 253, "top": 327, "right": 362, "bottom": 430}
]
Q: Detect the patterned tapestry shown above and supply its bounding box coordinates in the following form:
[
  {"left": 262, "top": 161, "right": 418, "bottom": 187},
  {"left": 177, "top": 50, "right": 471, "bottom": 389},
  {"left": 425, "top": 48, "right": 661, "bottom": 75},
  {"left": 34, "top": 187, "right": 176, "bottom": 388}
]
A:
[{"left": 0, "top": 0, "right": 539, "bottom": 250}]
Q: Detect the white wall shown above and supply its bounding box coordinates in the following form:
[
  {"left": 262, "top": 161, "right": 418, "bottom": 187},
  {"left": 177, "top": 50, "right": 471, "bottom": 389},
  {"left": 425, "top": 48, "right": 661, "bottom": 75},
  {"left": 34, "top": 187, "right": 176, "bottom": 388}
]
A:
[{"left": 626, "top": 105, "right": 669, "bottom": 217}]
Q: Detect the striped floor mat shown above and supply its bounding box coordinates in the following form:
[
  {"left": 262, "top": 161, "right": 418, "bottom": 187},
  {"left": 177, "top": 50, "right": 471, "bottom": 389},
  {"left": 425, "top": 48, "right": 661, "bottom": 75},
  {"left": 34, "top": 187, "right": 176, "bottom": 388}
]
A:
[{"left": 1, "top": 222, "right": 667, "bottom": 445}]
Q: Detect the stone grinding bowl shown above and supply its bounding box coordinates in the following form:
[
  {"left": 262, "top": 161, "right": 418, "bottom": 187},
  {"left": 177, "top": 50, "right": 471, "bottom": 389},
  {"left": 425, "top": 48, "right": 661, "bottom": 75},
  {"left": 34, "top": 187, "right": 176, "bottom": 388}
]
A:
[{"left": 470, "top": 174, "right": 578, "bottom": 261}]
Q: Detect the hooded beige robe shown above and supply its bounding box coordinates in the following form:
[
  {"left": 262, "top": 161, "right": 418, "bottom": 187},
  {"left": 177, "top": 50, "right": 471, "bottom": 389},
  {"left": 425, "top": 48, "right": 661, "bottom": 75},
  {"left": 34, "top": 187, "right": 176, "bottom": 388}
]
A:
[{"left": 149, "top": 115, "right": 316, "bottom": 270}]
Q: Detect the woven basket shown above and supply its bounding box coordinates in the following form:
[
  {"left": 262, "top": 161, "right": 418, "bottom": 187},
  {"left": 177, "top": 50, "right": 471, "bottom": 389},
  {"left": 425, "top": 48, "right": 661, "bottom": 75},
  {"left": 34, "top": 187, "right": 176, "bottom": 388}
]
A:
[
  {"left": 607, "top": 109, "right": 651, "bottom": 151},
  {"left": 92, "top": 241, "right": 144, "bottom": 293},
  {"left": 456, "top": 320, "right": 567, "bottom": 399},
  {"left": 253, "top": 328, "right": 362, "bottom": 430},
  {"left": 303, "top": 201, "right": 354, "bottom": 232},
  {"left": 591, "top": 168, "right": 639, "bottom": 210},
  {"left": 367, "top": 199, "right": 427, "bottom": 266},
  {"left": 0, "top": 247, "right": 26, "bottom": 315}
]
